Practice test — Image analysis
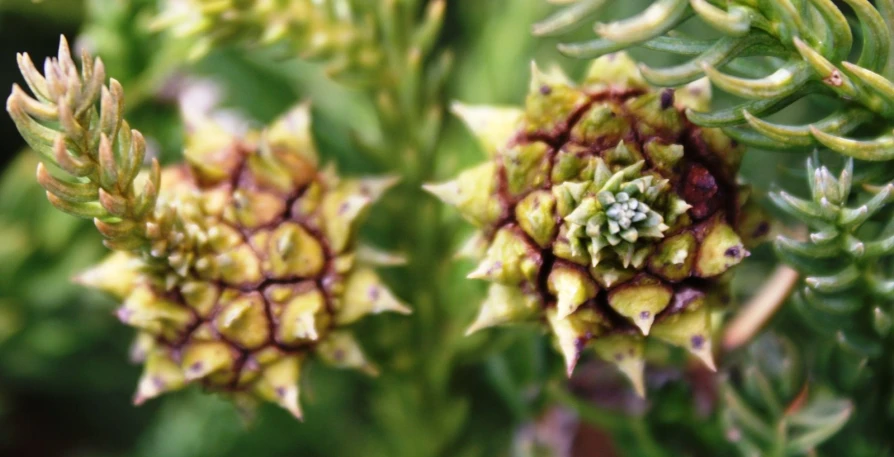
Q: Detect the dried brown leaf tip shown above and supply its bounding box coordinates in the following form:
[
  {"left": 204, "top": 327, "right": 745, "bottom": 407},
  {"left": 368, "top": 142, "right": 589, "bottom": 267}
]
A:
[{"left": 428, "top": 53, "right": 769, "bottom": 395}]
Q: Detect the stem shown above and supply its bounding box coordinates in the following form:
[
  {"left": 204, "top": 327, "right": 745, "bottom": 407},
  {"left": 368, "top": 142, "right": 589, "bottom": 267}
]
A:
[
  {"left": 352, "top": 2, "right": 466, "bottom": 454},
  {"left": 723, "top": 266, "right": 800, "bottom": 351}
]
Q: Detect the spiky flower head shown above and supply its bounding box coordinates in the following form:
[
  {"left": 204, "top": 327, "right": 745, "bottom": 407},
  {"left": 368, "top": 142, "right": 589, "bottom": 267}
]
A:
[
  {"left": 7, "top": 38, "right": 408, "bottom": 419},
  {"left": 427, "top": 53, "right": 769, "bottom": 395}
]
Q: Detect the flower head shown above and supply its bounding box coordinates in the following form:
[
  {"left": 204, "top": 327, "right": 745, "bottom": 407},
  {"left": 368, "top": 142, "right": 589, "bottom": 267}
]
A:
[
  {"left": 427, "top": 53, "right": 769, "bottom": 395},
  {"left": 6, "top": 38, "right": 408, "bottom": 419}
]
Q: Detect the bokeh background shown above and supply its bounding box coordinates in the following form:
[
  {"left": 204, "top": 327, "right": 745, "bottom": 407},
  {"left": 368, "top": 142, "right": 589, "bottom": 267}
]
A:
[{"left": 0, "top": 1, "right": 803, "bottom": 456}]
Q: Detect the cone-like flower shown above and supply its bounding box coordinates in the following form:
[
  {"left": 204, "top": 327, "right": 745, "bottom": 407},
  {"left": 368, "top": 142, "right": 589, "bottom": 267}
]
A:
[
  {"left": 428, "top": 53, "right": 768, "bottom": 395},
  {"left": 7, "top": 39, "right": 409, "bottom": 419},
  {"left": 114, "top": 108, "right": 409, "bottom": 418}
]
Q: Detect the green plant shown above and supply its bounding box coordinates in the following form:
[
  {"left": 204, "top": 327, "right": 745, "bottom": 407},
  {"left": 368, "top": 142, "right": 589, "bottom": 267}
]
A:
[{"left": 1, "top": 1, "right": 893, "bottom": 456}]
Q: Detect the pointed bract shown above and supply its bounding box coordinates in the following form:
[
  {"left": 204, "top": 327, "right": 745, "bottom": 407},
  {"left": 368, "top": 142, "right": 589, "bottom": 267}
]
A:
[
  {"left": 583, "top": 52, "right": 648, "bottom": 90},
  {"left": 525, "top": 62, "right": 588, "bottom": 134},
  {"left": 73, "top": 251, "right": 143, "bottom": 299},
  {"left": 516, "top": 190, "right": 558, "bottom": 248},
  {"left": 351, "top": 175, "right": 400, "bottom": 202},
  {"left": 548, "top": 264, "right": 598, "bottom": 318},
  {"left": 338, "top": 268, "right": 411, "bottom": 325},
  {"left": 547, "top": 308, "right": 605, "bottom": 376},
  {"left": 356, "top": 244, "right": 407, "bottom": 266},
  {"left": 321, "top": 191, "right": 372, "bottom": 253},
  {"left": 117, "top": 284, "right": 193, "bottom": 333},
  {"left": 262, "top": 223, "right": 326, "bottom": 278},
  {"left": 133, "top": 350, "right": 186, "bottom": 405},
  {"left": 695, "top": 217, "right": 748, "bottom": 278},
  {"left": 465, "top": 283, "right": 540, "bottom": 335},
  {"left": 467, "top": 227, "right": 541, "bottom": 284},
  {"left": 253, "top": 356, "right": 304, "bottom": 419},
  {"left": 278, "top": 289, "right": 326, "bottom": 344},
  {"left": 184, "top": 121, "right": 241, "bottom": 185},
  {"left": 451, "top": 102, "right": 523, "bottom": 156},
  {"left": 454, "top": 232, "right": 487, "bottom": 259},
  {"left": 607, "top": 275, "right": 673, "bottom": 335},
  {"left": 181, "top": 341, "right": 237, "bottom": 382},
  {"left": 265, "top": 102, "right": 317, "bottom": 163},
  {"left": 423, "top": 162, "right": 501, "bottom": 227},
  {"left": 215, "top": 292, "right": 269, "bottom": 349},
  {"left": 592, "top": 334, "right": 646, "bottom": 397},
  {"left": 317, "top": 330, "right": 379, "bottom": 375},
  {"left": 652, "top": 306, "right": 716, "bottom": 371},
  {"left": 673, "top": 78, "right": 711, "bottom": 112}
]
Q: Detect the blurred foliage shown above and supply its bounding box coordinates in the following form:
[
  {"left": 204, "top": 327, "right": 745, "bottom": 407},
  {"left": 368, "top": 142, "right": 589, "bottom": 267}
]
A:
[
  {"left": 0, "top": 1, "right": 892, "bottom": 457},
  {"left": 0, "top": 0, "right": 83, "bottom": 26},
  {"left": 721, "top": 335, "right": 852, "bottom": 457}
]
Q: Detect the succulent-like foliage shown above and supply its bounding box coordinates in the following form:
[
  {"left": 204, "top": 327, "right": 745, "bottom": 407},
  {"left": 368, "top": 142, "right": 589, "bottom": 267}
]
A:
[
  {"left": 427, "top": 53, "right": 769, "bottom": 395},
  {"left": 772, "top": 155, "right": 894, "bottom": 357},
  {"left": 7, "top": 37, "right": 160, "bottom": 252},
  {"left": 7, "top": 38, "right": 409, "bottom": 419},
  {"left": 535, "top": 0, "right": 894, "bottom": 159}
]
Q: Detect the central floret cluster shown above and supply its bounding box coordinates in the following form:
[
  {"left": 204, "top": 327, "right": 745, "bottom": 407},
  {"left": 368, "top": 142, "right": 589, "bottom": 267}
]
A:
[
  {"left": 427, "top": 53, "right": 768, "bottom": 395},
  {"left": 561, "top": 158, "right": 687, "bottom": 269}
]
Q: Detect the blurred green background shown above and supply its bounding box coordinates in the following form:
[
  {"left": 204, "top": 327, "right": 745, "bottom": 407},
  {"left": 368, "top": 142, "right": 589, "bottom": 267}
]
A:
[{"left": 0, "top": 1, "right": 806, "bottom": 456}]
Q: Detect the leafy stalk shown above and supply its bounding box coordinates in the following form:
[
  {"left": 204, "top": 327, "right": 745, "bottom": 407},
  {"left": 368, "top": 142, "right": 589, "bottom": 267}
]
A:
[
  {"left": 7, "top": 37, "right": 160, "bottom": 252},
  {"left": 772, "top": 154, "right": 894, "bottom": 357},
  {"left": 770, "top": 156, "right": 894, "bottom": 449}
]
